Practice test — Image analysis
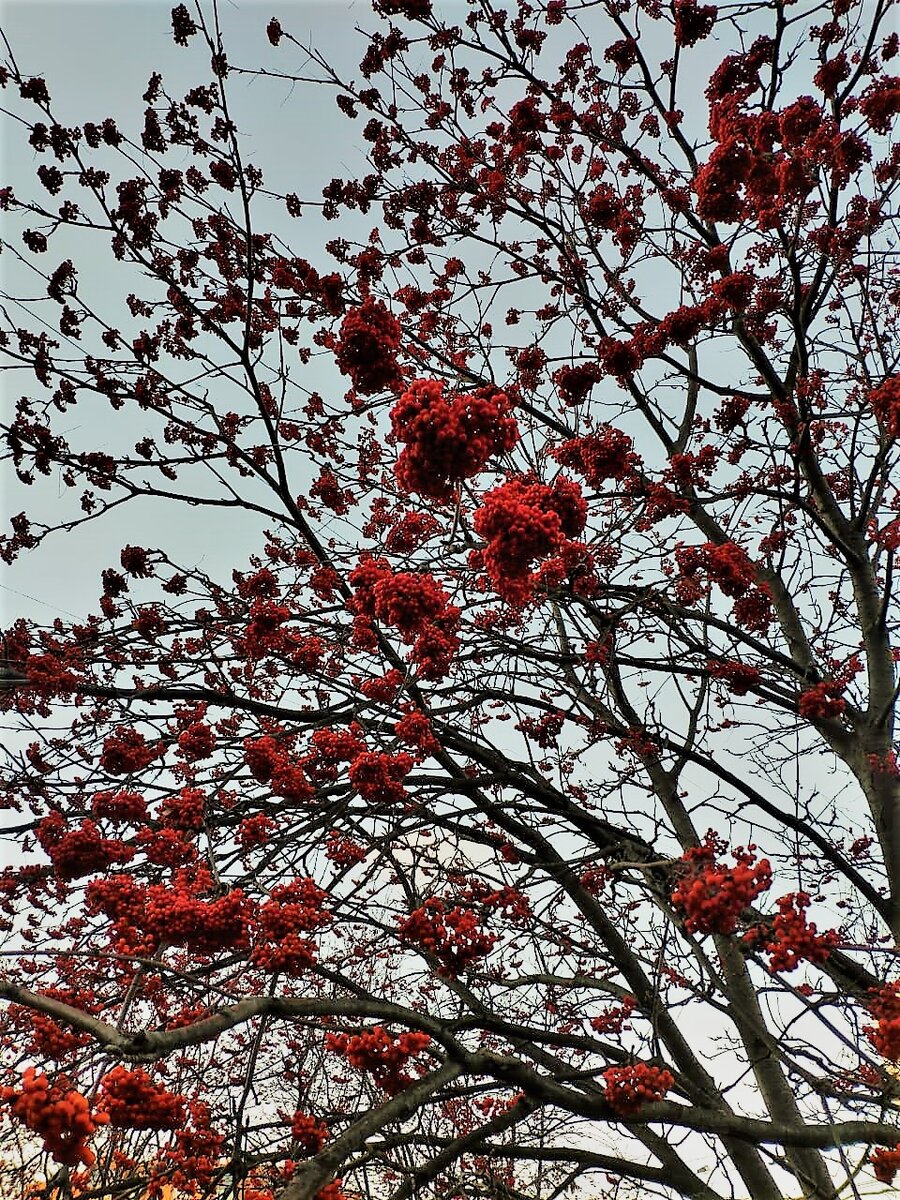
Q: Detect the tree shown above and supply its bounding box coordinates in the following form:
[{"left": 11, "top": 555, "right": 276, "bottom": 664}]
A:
[{"left": 1, "top": 0, "right": 900, "bottom": 1195}]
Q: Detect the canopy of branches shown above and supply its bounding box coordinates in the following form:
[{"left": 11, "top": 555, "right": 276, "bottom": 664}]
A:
[{"left": 1, "top": 1, "right": 900, "bottom": 1198}]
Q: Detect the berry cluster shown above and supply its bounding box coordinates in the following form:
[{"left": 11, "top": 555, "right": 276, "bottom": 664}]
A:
[
  {"left": 601, "top": 1063, "right": 674, "bottom": 1115},
  {"left": 473, "top": 475, "right": 587, "bottom": 605},
  {"left": 394, "top": 707, "right": 440, "bottom": 755},
  {"left": 706, "top": 658, "right": 761, "bottom": 696},
  {"left": 100, "top": 726, "right": 162, "bottom": 775},
  {"left": 90, "top": 788, "right": 147, "bottom": 824},
  {"left": 242, "top": 600, "right": 293, "bottom": 660},
  {"left": 1, "top": 1068, "right": 107, "bottom": 1166},
  {"left": 308, "top": 725, "right": 367, "bottom": 782},
  {"left": 552, "top": 428, "right": 639, "bottom": 487},
  {"left": 310, "top": 465, "right": 354, "bottom": 515},
  {"left": 390, "top": 378, "right": 518, "bottom": 501},
  {"left": 872, "top": 1144, "right": 900, "bottom": 1185},
  {"left": 251, "top": 877, "right": 331, "bottom": 976},
  {"left": 158, "top": 785, "right": 206, "bottom": 831},
  {"left": 177, "top": 721, "right": 216, "bottom": 761},
  {"left": 143, "top": 880, "right": 250, "bottom": 953},
  {"left": 348, "top": 750, "right": 414, "bottom": 805},
  {"left": 325, "top": 830, "right": 368, "bottom": 867},
  {"left": 384, "top": 509, "right": 440, "bottom": 554},
  {"left": 348, "top": 556, "right": 461, "bottom": 679},
  {"left": 694, "top": 45, "right": 876, "bottom": 230},
  {"left": 798, "top": 681, "right": 847, "bottom": 721},
  {"left": 552, "top": 362, "right": 602, "bottom": 407},
  {"left": 675, "top": 541, "right": 756, "bottom": 601},
  {"left": 85, "top": 868, "right": 250, "bottom": 956},
  {"left": 671, "top": 834, "right": 772, "bottom": 936},
  {"left": 99, "top": 1066, "right": 186, "bottom": 1130},
  {"left": 334, "top": 298, "right": 402, "bottom": 395},
  {"left": 870, "top": 377, "right": 900, "bottom": 439},
  {"left": 398, "top": 897, "right": 496, "bottom": 976},
  {"left": 326, "top": 1027, "right": 432, "bottom": 1095},
  {"left": 674, "top": 0, "right": 717, "bottom": 47},
  {"left": 590, "top": 995, "right": 636, "bottom": 1036},
  {"left": 37, "top": 814, "right": 134, "bottom": 881},
  {"left": 866, "top": 981, "right": 900, "bottom": 1061},
  {"left": 372, "top": 571, "right": 449, "bottom": 641},
  {"left": 289, "top": 1110, "right": 329, "bottom": 1156},
  {"left": 361, "top": 669, "right": 404, "bottom": 703},
  {"left": 163, "top": 1111, "right": 226, "bottom": 1195},
  {"left": 744, "top": 892, "right": 839, "bottom": 972},
  {"left": 238, "top": 813, "right": 277, "bottom": 850},
  {"left": 12, "top": 986, "right": 94, "bottom": 1061},
  {"left": 243, "top": 735, "right": 314, "bottom": 804}
]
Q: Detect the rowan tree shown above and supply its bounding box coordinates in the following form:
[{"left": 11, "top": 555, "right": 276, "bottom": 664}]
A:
[{"left": 1, "top": 0, "right": 899, "bottom": 1197}]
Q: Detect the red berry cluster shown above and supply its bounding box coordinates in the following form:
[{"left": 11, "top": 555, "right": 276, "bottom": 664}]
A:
[
  {"left": 158, "top": 785, "right": 206, "bottom": 831},
  {"left": 552, "top": 427, "right": 640, "bottom": 487},
  {"left": 384, "top": 509, "right": 440, "bottom": 554},
  {"left": 361, "top": 669, "right": 404, "bottom": 703},
  {"left": 251, "top": 877, "right": 331, "bottom": 976},
  {"left": 177, "top": 721, "right": 216, "bottom": 761},
  {"left": 310, "top": 465, "right": 354, "bottom": 515},
  {"left": 743, "top": 892, "right": 839, "bottom": 973},
  {"left": 11, "top": 986, "right": 95, "bottom": 1061},
  {"left": 98, "top": 1066, "right": 186, "bottom": 1130},
  {"left": 242, "top": 599, "right": 293, "bottom": 659},
  {"left": 245, "top": 735, "right": 284, "bottom": 783},
  {"left": 590, "top": 995, "right": 636, "bottom": 1036},
  {"left": 673, "top": 0, "right": 717, "bottom": 47},
  {"left": 865, "top": 981, "right": 900, "bottom": 1061},
  {"left": 473, "top": 475, "right": 587, "bottom": 605},
  {"left": 143, "top": 879, "right": 250, "bottom": 953},
  {"left": 85, "top": 868, "right": 250, "bottom": 956},
  {"left": 164, "top": 1110, "right": 226, "bottom": 1194},
  {"left": 675, "top": 541, "right": 755, "bottom": 600},
  {"left": 348, "top": 556, "right": 461, "bottom": 678},
  {"left": 601, "top": 1063, "right": 674, "bottom": 1115},
  {"left": 238, "top": 813, "right": 277, "bottom": 850},
  {"left": 798, "top": 681, "right": 847, "bottom": 721},
  {"left": 120, "top": 544, "right": 151, "bottom": 576},
  {"left": 290, "top": 1110, "right": 329, "bottom": 1156},
  {"left": 390, "top": 378, "right": 518, "bottom": 502},
  {"left": 407, "top": 619, "right": 460, "bottom": 681},
  {"left": 732, "top": 586, "right": 773, "bottom": 634},
  {"left": 37, "top": 814, "right": 134, "bottom": 881},
  {"left": 394, "top": 707, "right": 440, "bottom": 755},
  {"left": 1, "top": 1068, "right": 108, "bottom": 1166},
  {"left": 334, "top": 298, "right": 402, "bottom": 395},
  {"left": 551, "top": 362, "right": 602, "bottom": 407},
  {"left": 694, "top": 45, "right": 875, "bottom": 229},
  {"left": 398, "top": 897, "right": 496, "bottom": 977},
  {"left": 325, "top": 1027, "right": 432, "bottom": 1095},
  {"left": 671, "top": 834, "right": 772, "bottom": 936},
  {"left": 706, "top": 658, "right": 761, "bottom": 696},
  {"left": 100, "top": 726, "right": 162, "bottom": 775},
  {"left": 91, "top": 788, "right": 147, "bottom": 824},
  {"left": 348, "top": 750, "right": 414, "bottom": 805},
  {"left": 372, "top": 571, "right": 449, "bottom": 641},
  {"left": 859, "top": 76, "right": 900, "bottom": 135},
  {"left": 243, "top": 735, "right": 314, "bottom": 804},
  {"left": 872, "top": 1144, "right": 900, "bottom": 1184},
  {"left": 308, "top": 725, "right": 367, "bottom": 782},
  {"left": 325, "top": 829, "right": 367, "bottom": 867}
]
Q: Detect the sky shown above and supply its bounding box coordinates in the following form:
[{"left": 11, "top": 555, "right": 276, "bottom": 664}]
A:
[{"left": 0, "top": 0, "right": 383, "bottom": 628}]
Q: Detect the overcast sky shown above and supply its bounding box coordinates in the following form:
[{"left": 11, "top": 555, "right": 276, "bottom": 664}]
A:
[{"left": 0, "top": 0, "right": 387, "bottom": 627}]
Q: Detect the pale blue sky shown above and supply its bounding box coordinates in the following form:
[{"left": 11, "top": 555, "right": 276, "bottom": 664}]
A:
[{"left": 0, "top": 0, "right": 386, "bottom": 624}]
